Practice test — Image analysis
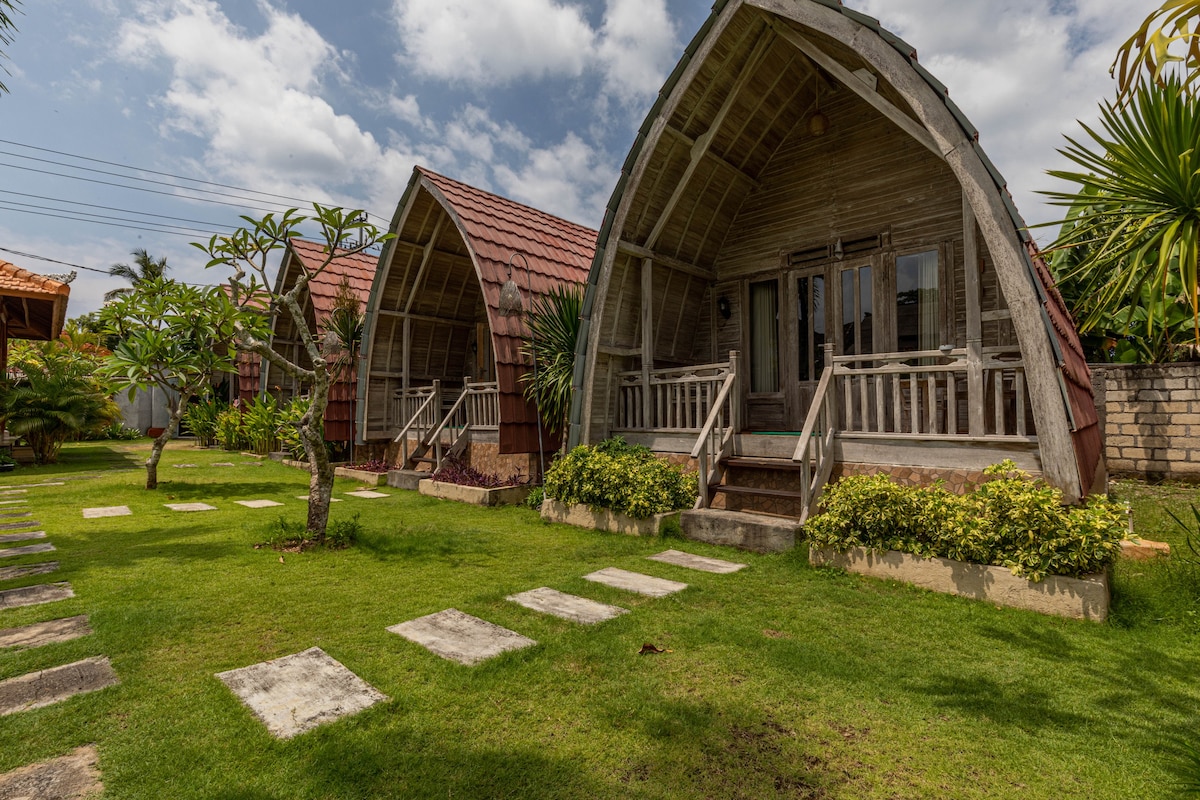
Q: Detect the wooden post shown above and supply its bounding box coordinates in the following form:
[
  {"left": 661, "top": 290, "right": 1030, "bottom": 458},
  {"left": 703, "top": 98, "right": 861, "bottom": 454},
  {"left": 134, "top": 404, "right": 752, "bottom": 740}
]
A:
[
  {"left": 963, "top": 195, "right": 985, "bottom": 436},
  {"left": 401, "top": 317, "right": 411, "bottom": 393},
  {"left": 729, "top": 350, "right": 742, "bottom": 432},
  {"left": 641, "top": 258, "right": 654, "bottom": 428}
]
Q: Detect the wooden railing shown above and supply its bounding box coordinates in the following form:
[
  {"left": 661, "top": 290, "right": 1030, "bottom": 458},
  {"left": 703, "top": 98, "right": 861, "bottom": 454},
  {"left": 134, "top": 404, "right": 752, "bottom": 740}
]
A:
[
  {"left": 615, "top": 357, "right": 736, "bottom": 431},
  {"left": 422, "top": 379, "right": 500, "bottom": 471},
  {"left": 392, "top": 382, "right": 441, "bottom": 467},
  {"left": 832, "top": 348, "right": 1032, "bottom": 438},
  {"left": 689, "top": 353, "right": 742, "bottom": 508},
  {"left": 792, "top": 346, "right": 837, "bottom": 523}
]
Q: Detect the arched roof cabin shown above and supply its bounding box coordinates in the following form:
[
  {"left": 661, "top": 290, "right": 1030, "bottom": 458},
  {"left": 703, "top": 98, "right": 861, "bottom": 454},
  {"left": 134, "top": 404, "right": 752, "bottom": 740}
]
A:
[
  {"left": 358, "top": 167, "right": 594, "bottom": 470},
  {"left": 570, "top": 0, "right": 1100, "bottom": 516}
]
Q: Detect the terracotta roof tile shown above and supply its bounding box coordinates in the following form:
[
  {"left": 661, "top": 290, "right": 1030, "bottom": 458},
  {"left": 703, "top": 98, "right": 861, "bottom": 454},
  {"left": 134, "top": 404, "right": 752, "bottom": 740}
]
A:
[
  {"left": 0, "top": 260, "right": 71, "bottom": 298},
  {"left": 287, "top": 239, "right": 379, "bottom": 321}
]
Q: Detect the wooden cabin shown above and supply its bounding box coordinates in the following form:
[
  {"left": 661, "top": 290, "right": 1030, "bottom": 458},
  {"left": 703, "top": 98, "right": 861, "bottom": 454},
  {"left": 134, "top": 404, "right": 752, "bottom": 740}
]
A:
[
  {"left": 569, "top": 0, "right": 1101, "bottom": 522},
  {"left": 357, "top": 167, "right": 594, "bottom": 478},
  {"left": 0, "top": 258, "right": 70, "bottom": 377},
  {"left": 241, "top": 240, "right": 376, "bottom": 444}
]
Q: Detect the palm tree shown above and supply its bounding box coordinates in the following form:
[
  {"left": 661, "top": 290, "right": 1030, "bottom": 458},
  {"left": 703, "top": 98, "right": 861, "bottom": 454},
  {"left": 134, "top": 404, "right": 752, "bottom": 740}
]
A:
[
  {"left": 520, "top": 283, "right": 584, "bottom": 437},
  {"left": 105, "top": 248, "right": 170, "bottom": 302},
  {"left": 0, "top": 0, "right": 20, "bottom": 95},
  {"left": 1042, "top": 77, "right": 1200, "bottom": 352}
]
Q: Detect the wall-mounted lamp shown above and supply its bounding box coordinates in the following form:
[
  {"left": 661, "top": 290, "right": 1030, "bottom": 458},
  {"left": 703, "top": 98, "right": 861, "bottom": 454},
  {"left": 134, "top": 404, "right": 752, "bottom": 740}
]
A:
[
  {"left": 498, "top": 254, "right": 527, "bottom": 316},
  {"left": 717, "top": 295, "right": 731, "bottom": 320}
]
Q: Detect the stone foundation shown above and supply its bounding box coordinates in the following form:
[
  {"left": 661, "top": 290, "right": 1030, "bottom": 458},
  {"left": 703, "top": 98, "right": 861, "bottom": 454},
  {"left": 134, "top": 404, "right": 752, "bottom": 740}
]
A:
[
  {"left": 1092, "top": 362, "right": 1200, "bottom": 481},
  {"left": 360, "top": 438, "right": 540, "bottom": 481},
  {"left": 830, "top": 463, "right": 1026, "bottom": 495}
]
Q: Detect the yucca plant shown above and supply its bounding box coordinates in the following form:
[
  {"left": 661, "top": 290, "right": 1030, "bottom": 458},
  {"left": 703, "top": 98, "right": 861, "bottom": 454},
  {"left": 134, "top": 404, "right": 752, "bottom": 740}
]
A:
[
  {"left": 520, "top": 283, "right": 583, "bottom": 437},
  {"left": 1043, "top": 77, "right": 1200, "bottom": 349}
]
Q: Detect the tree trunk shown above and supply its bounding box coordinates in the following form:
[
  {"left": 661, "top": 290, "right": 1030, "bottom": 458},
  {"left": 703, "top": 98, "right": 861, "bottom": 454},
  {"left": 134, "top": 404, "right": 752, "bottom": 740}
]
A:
[
  {"left": 301, "top": 371, "right": 335, "bottom": 541},
  {"left": 145, "top": 401, "right": 183, "bottom": 490}
]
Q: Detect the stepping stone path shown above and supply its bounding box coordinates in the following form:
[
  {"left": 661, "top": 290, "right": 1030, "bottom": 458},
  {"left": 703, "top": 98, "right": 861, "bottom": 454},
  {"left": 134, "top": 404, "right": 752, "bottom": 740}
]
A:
[
  {"left": 164, "top": 503, "right": 216, "bottom": 512},
  {"left": 0, "top": 520, "right": 39, "bottom": 531},
  {"left": 0, "top": 745, "right": 102, "bottom": 799},
  {"left": 0, "top": 490, "right": 26, "bottom": 496},
  {"left": 0, "top": 656, "right": 118, "bottom": 716},
  {"left": 216, "top": 647, "right": 387, "bottom": 739},
  {"left": 0, "top": 511, "right": 31, "bottom": 518},
  {"left": 0, "top": 531, "right": 45, "bottom": 543},
  {"left": 507, "top": 587, "right": 627, "bottom": 624},
  {"left": 647, "top": 549, "right": 747, "bottom": 574},
  {"left": 172, "top": 464, "right": 198, "bottom": 469},
  {"left": 389, "top": 609, "right": 536, "bottom": 665},
  {"left": 0, "top": 582, "right": 74, "bottom": 610},
  {"left": 234, "top": 500, "right": 284, "bottom": 509},
  {"left": 345, "top": 490, "right": 389, "bottom": 499},
  {"left": 0, "top": 499, "right": 27, "bottom": 505},
  {"left": 583, "top": 567, "right": 688, "bottom": 597},
  {"left": 82, "top": 506, "right": 132, "bottom": 519},
  {"left": 0, "top": 562, "right": 58, "bottom": 581},
  {"left": 0, "top": 543, "right": 54, "bottom": 558},
  {"left": 213, "top": 462, "right": 236, "bottom": 467},
  {"left": 0, "top": 615, "right": 91, "bottom": 650},
  {"left": 297, "top": 496, "right": 341, "bottom": 502}
]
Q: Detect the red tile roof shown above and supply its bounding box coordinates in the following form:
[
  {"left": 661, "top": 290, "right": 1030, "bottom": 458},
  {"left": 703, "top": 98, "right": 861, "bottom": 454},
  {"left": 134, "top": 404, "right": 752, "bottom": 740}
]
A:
[
  {"left": 286, "top": 239, "right": 378, "bottom": 322},
  {"left": 0, "top": 260, "right": 70, "bottom": 299},
  {"left": 415, "top": 167, "right": 596, "bottom": 453},
  {"left": 0, "top": 259, "right": 71, "bottom": 341}
]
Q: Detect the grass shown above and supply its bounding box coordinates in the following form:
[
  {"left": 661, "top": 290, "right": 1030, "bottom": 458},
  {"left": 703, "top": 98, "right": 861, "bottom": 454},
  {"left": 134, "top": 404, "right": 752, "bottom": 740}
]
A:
[{"left": 0, "top": 441, "right": 1197, "bottom": 798}]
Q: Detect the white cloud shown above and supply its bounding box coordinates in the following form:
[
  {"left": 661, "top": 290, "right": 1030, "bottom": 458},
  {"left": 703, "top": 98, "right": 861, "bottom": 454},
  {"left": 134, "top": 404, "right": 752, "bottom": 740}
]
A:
[
  {"left": 854, "top": 0, "right": 1148, "bottom": 237},
  {"left": 392, "top": 0, "right": 679, "bottom": 107},
  {"left": 493, "top": 132, "right": 612, "bottom": 224}
]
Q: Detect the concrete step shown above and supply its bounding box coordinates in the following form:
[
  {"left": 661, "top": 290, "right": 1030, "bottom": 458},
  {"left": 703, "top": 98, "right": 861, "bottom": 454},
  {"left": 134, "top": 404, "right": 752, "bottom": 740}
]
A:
[
  {"left": 386, "top": 469, "right": 428, "bottom": 490},
  {"left": 680, "top": 508, "right": 799, "bottom": 553}
]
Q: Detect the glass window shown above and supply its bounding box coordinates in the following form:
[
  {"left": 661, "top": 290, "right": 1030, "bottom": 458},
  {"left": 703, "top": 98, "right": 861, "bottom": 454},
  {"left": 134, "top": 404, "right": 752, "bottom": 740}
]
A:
[
  {"left": 840, "top": 266, "right": 872, "bottom": 357},
  {"left": 798, "top": 275, "right": 825, "bottom": 382},
  {"left": 896, "top": 250, "right": 939, "bottom": 353},
  {"left": 749, "top": 280, "right": 779, "bottom": 393}
]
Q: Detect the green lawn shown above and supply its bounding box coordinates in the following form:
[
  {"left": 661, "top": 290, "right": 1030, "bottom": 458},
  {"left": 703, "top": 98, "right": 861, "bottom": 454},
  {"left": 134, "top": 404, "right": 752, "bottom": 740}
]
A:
[{"left": 0, "top": 441, "right": 1195, "bottom": 799}]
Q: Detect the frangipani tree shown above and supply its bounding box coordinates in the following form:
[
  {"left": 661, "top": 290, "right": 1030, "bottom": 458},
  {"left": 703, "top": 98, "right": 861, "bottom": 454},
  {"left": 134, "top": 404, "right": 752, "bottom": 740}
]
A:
[
  {"left": 195, "top": 206, "right": 391, "bottom": 541},
  {"left": 101, "top": 278, "right": 250, "bottom": 489},
  {"left": 1114, "top": 0, "right": 1200, "bottom": 102}
]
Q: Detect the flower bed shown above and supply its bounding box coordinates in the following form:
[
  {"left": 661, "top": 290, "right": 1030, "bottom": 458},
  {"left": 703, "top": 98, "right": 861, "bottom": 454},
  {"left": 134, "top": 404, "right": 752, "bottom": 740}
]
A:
[
  {"left": 419, "top": 479, "right": 532, "bottom": 507},
  {"left": 542, "top": 437, "right": 695, "bottom": 521},
  {"left": 540, "top": 499, "right": 681, "bottom": 536},
  {"left": 334, "top": 466, "right": 387, "bottom": 486}
]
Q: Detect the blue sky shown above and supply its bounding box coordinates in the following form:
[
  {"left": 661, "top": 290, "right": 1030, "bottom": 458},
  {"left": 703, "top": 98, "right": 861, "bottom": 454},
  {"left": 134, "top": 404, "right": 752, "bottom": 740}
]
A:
[{"left": 0, "top": 0, "right": 1154, "bottom": 316}]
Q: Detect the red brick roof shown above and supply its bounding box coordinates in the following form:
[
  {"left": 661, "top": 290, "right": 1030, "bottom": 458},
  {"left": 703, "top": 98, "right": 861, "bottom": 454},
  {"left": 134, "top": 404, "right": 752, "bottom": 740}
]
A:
[
  {"left": 0, "top": 259, "right": 71, "bottom": 341},
  {"left": 286, "top": 239, "right": 378, "bottom": 322}
]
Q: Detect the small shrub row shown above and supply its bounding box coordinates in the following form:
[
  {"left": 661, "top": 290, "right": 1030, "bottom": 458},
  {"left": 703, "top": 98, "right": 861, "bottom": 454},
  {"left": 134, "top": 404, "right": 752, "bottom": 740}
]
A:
[
  {"left": 184, "top": 394, "right": 309, "bottom": 457},
  {"left": 431, "top": 456, "right": 526, "bottom": 488},
  {"left": 805, "top": 461, "right": 1126, "bottom": 581},
  {"left": 543, "top": 437, "right": 696, "bottom": 519}
]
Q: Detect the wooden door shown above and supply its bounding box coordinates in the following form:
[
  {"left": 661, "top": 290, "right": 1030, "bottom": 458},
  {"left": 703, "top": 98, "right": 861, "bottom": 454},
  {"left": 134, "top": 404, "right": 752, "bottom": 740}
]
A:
[
  {"left": 744, "top": 277, "right": 785, "bottom": 430},
  {"left": 790, "top": 268, "right": 828, "bottom": 428}
]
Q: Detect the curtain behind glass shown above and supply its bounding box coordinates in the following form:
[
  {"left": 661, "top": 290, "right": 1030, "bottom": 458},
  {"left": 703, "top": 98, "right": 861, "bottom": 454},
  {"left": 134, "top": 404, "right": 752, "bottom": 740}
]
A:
[{"left": 749, "top": 281, "right": 779, "bottom": 393}]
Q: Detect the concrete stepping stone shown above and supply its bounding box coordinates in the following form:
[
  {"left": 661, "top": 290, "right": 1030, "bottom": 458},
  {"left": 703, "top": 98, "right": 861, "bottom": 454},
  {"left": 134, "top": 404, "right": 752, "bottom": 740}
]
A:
[
  {"left": 0, "top": 582, "right": 74, "bottom": 610},
  {"left": 0, "top": 656, "right": 118, "bottom": 716},
  {"left": 583, "top": 568, "right": 688, "bottom": 597},
  {"left": 0, "top": 511, "right": 31, "bottom": 518},
  {"left": 389, "top": 609, "right": 537, "bottom": 666},
  {"left": 297, "top": 496, "right": 341, "bottom": 502},
  {"left": 7, "top": 482, "right": 64, "bottom": 488},
  {"left": 172, "top": 464, "right": 198, "bottom": 468},
  {"left": 0, "top": 615, "right": 91, "bottom": 649},
  {"left": 507, "top": 587, "right": 628, "bottom": 624},
  {"left": 647, "top": 549, "right": 748, "bottom": 574},
  {"left": 82, "top": 506, "right": 132, "bottom": 519},
  {"left": 0, "top": 520, "right": 39, "bottom": 531},
  {"left": 0, "top": 562, "right": 58, "bottom": 581},
  {"left": 0, "top": 543, "right": 54, "bottom": 559},
  {"left": 0, "top": 490, "right": 27, "bottom": 496},
  {"left": 0, "top": 499, "right": 27, "bottom": 505},
  {"left": 213, "top": 462, "right": 236, "bottom": 467},
  {"left": 234, "top": 500, "right": 284, "bottom": 509},
  {"left": 215, "top": 647, "right": 387, "bottom": 739},
  {"left": 345, "top": 490, "right": 389, "bottom": 499},
  {"left": 0, "top": 531, "right": 45, "bottom": 543},
  {"left": 0, "top": 745, "right": 102, "bottom": 798},
  {"left": 164, "top": 503, "right": 216, "bottom": 512}
]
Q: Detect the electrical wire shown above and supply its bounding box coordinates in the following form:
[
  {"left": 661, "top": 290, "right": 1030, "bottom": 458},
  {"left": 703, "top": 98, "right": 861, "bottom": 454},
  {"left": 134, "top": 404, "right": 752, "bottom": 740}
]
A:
[{"left": 0, "top": 189, "right": 238, "bottom": 229}]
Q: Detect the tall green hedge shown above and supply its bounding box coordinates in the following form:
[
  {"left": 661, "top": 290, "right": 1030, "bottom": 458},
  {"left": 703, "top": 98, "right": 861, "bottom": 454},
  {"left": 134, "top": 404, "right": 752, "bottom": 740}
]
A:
[
  {"left": 805, "top": 461, "right": 1125, "bottom": 581},
  {"left": 544, "top": 437, "right": 696, "bottom": 519}
]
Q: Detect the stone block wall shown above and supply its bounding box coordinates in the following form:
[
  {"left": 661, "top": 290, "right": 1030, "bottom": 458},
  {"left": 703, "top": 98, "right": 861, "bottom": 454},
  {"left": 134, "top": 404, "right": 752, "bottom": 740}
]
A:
[
  {"left": 1092, "top": 363, "right": 1200, "bottom": 481},
  {"left": 358, "top": 437, "right": 540, "bottom": 481}
]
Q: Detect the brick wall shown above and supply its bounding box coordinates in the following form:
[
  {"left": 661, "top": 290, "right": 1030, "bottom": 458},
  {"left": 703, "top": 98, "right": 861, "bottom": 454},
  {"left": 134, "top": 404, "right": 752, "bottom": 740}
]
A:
[{"left": 1092, "top": 363, "right": 1200, "bottom": 481}]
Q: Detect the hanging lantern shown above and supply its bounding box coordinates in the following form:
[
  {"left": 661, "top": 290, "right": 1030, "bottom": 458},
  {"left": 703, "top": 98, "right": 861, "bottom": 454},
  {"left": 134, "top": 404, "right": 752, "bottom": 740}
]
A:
[{"left": 808, "top": 74, "right": 829, "bottom": 137}]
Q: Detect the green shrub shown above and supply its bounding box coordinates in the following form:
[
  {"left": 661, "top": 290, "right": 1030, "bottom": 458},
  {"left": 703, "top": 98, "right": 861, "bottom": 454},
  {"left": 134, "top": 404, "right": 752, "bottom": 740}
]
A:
[
  {"left": 805, "top": 461, "right": 1125, "bottom": 581},
  {"left": 524, "top": 486, "right": 545, "bottom": 511},
  {"left": 241, "top": 395, "right": 280, "bottom": 456},
  {"left": 259, "top": 512, "right": 360, "bottom": 551},
  {"left": 276, "top": 396, "right": 310, "bottom": 459},
  {"left": 216, "top": 406, "right": 247, "bottom": 451},
  {"left": 543, "top": 436, "right": 696, "bottom": 519},
  {"left": 183, "top": 396, "right": 224, "bottom": 447}
]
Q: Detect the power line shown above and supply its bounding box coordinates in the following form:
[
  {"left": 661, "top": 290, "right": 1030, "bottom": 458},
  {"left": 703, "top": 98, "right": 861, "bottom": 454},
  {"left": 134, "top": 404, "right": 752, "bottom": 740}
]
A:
[
  {"left": 0, "top": 247, "right": 113, "bottom": 276},
  {"left": 0, "top": 199, "right": 221, "bottom": 236},
  {"left": 0, "top": 189, "right": 239, "bottom": 229},
  {"left": 0, "top": 203, "right": 216, "bottom": 237}
]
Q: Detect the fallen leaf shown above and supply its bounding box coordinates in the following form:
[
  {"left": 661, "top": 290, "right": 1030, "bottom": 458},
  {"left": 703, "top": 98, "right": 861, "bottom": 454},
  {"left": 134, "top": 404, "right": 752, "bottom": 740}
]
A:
[
  {"left": 639, "top": 643, "right": 667, "bottom": 655},
  {"left": 279, "top": 556, "right": 285, "bottom": 564}
]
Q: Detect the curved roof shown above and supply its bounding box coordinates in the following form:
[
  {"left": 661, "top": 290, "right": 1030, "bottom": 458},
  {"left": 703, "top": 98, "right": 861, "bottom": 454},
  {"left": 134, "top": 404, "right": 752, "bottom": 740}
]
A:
[
  {"left": 285, "top": 239, "right": 378, "bottom": 322},
  {"left": 568, "top": 0, "right": 1098, "bottom": 498},
  {"left": 359, "top": 166, "right": 595, "bottom": 452},
  {"left": 0, "top": 259, "right": 71, "bottom": 340}
]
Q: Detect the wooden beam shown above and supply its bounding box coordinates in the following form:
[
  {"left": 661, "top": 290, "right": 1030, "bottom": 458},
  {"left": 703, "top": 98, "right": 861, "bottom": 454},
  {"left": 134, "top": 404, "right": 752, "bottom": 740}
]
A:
[
  {"left": 661, "top": 126, "right": 760, "bottom": 187},
  {"left": 770, "top": 23, "right": 942, "bottom": 158},
  {"left": 617, "top": 241, "right": 715, "bottom": 280},
  {"left": 403, "top": 216, "right": 446, "bottom": 314},
  {"left": 646, "top": 31, "right": 777, "bottom": 251},
  {"left": 598, "top": 345, "right": 641, "bottom": 358},
  {"left": 963, "top": 196, "right": 984, "bottom": 436},
  {"left": 641, "top": 258, "right": 654, "bottom": 426},
  {"left": 376, "top": 309, "right": 477, "bottom": 328}
]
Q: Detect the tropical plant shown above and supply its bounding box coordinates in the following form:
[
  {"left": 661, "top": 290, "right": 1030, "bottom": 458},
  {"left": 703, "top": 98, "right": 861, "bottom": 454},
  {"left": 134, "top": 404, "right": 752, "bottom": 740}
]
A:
[
  {"left": 520, "top": 283, "right": 583, "bottom": 436},
  {"left": 276, "top": 395, "right": 310, "bottom": 459},
  {"left": 101, "top": 277, "right": 255, "bottom": 489},
  {"left": 105, "top": 248, "right": 171, "bottom": 302},
  {"left": 216, "top": 405, "right": 247, "bottom": 452},
  {"left": 1042, "top": 77, "right": 1200, "bottom": 353},
  {"left": 196, "top": 206, "right": 392, "bottom": 542},
  {"left": 0, "top": 339, "right": 120, "bottom": 463},
  {"left": 543, "top": 436, "right": 696, "bottom": 519},
  {"left": 182, "top": 395, "right": 225, "bottom": 447},
  {"left": 1113, "top": 0, "right": 1200, "bottom": 103},
  {"left": 0, "top": 0, "right": 20, "bottom": 94},
  {"left": 241, "top": 395, "right": 280, "bottom": 456}
]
